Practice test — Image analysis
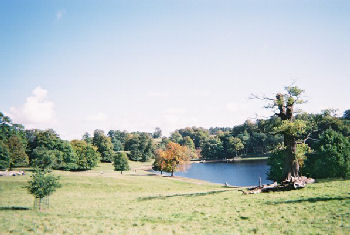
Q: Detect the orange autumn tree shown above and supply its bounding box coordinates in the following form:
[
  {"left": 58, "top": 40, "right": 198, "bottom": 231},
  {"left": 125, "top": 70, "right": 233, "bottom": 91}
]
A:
[{"left": 153, "top": 142, "right": 191, "bottom": 176}]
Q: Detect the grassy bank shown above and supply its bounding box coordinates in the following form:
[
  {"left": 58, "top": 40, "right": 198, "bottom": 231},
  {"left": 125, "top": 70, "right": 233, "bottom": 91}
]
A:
[{"left": 0, "top": 162, "right": 349, "bottom": 234}]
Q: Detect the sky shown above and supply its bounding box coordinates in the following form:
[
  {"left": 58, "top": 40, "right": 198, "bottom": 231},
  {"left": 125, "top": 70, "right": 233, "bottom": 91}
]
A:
[{"left": 1, "top": 0, "right": 349, "bottom": 140}]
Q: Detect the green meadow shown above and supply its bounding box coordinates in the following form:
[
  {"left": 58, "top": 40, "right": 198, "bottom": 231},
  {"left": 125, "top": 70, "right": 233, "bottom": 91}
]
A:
[{"left": 0, "top": 162, "right": 349, "bottom": 235}]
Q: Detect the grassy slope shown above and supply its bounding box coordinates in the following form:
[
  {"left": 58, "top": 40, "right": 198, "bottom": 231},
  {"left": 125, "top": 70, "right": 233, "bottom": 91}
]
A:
[{"left": 0, "top": 162, "right": 349, "bottom": 235}]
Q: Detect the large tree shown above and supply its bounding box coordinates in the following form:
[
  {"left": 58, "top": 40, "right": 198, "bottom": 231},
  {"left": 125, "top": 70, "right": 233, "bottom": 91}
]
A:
[
  {"left": 71, "top": 140, "right": 100, "bottom": 170},
  {"left": 92, "top": 130, "right": 114, "bottom": 162},
  {"left": 113, "top": 152, "right": 130, "bottom": 174},
  {"left": 257, "top": 86, "right": 308, "bottom": 181},
  {"left": 124, "top": 133, "right": 154, "bottom": 162},
  {"left": 156, "top": 142, "right": 191, "bottom": 176}
]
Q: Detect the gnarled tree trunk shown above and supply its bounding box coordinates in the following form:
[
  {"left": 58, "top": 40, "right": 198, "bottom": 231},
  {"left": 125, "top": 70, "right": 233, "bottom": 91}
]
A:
[{"left": 276, "top": 94, "right": 300, "bottom": 181}]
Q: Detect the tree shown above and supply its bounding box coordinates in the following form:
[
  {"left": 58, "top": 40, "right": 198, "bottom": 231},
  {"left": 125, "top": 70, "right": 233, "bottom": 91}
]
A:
[
  {"left": 152, "top": 149, "right": 166, "bottom": 174},
  {"left": 256, "top": 86, "right": 308, "bottom": 181},
  {"left": 228, "top": 137, "right": 244, "bottom": 157},
  {"left": 124, "top": 133, "right": 154, "bottom": 162},
  {"left": 157, "top": 142, "right": 191, "bottom": 176},
  {"left": 26, "top": 169, "right": 61, "bottom": 211},
  {"left": 71, "top": 140, "right": 100, "bottom": 170},
  {"left": 170, "top": 131, "right": 183, "bottom": 144},
  {"left": 92, "top": 130, "right": 114, "bottom": 162},
  {"left": 82, "top": 132, "right": 93, "bottom": 144},
  {"left": 0, "top": 140, "right": 10, "bottom": 170},
  {"left": 108, "top": 130, "right": 128, "bottom": 152},
  {"left": 153, "top": 127, "right": 162, "bottom": 138},
  {"left": 182, "top": 136, "right": 195, "bottom": 150},
  {"left": 343, "top": 109, "right": 350, "bottom": 120},
  {"left": 304, "top": 129, "right": 350, "bottom": 178},
  {"left": 26, "top": 129, "right": 78, "bottom": 170},
  {"left": 7, "top": 135, "right": 29, "bottom": 169},
  {"left": 201, "top": 136, "right": 224, "bottom": 160},
  {"left": 31, "top": 147, "right": 56, "bottom": 170},
  {"left": 113, "top": 152, "right": 130, "bottom": 174}
]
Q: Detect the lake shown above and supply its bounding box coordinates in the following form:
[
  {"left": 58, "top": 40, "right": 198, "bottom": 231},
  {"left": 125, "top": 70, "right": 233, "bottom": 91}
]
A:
[{"left": 153, "top": 160, "right": 272, "bottom": 186}]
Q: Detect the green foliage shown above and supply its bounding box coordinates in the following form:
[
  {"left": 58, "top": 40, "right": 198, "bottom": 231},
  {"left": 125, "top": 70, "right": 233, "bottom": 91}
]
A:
[
  {"left": 343, "top": 109, "right": 350, "bottom": 120},
  {"left": 201, "top": 137, "right": 224, "bottom": 159},
  {"left": 31, "top": 147, "right": 56, "bottom": 170},
  {"left": 273, "top": 120, "right": 307, "bottom": 137},
  {"left": 182, "top": 136, "right": 195, "bottom": 150},
  {"left": 71, "top": 140, "right": 100, "bottom": 170},
  {"left": 304, "top": 129, "right": 350, "bottom": 178},
  {"left": 169, "top": 131, "right": 183, "bottom": 144},
  {"left": 93, "top": 130, "right": 114, "bottom": 162},
  {"left": 82, "top": 132, "right": 93, "bottom": 144},
  {"left": 124, "top": 133, "right": 154, "bottom": 162},
  {"left": 113, "top": 152, "right": 130, "bottom": 173},
  {"left": 296, "top": 143, "right": 313, "bottom": 168},
  {"left": 152, "top": 150, "right": 163, "bottom": 172},
  {"left": 0, "top": 140, "right": 10, "bottom": 170},
  {"left": 229, "top": 137, "right": 244, "bottom": 156},
  {"left": 26, "top": 169, "right": 61, "bottom": 199},
  {"left": 108, "top": 130, "right": 128, "bottom": 152},
  {"left": 7, "top": 135, "right": 29, "bottom": 169},
  {"left": 26, "top": 129, "right": 78, "bottom": 170},
  {"left": 152, "top": 127, "right": 162, "bottom": 138},
  {"left": 0, "top": 112, "right": 28, "bottom": 169},
  {"left": 267, "top": 144, "right": 286, "bottom": 182}
]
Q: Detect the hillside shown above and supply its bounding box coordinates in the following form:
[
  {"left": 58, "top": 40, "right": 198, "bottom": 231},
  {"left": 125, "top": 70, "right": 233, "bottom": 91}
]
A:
[{"left": 0, "top": 162, "right": 349, "bottom": 234}]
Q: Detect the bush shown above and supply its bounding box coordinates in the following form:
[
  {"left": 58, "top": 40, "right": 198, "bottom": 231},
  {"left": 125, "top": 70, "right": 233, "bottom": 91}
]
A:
[
  {"left": 304, "top": 129, "right": 350, "bottom": 178},
  {"left": 113, "top": 152, "right": 130, "bottom": 174},
  {"left": 267, "top": 144, "right": 286, "bottom": 182}
]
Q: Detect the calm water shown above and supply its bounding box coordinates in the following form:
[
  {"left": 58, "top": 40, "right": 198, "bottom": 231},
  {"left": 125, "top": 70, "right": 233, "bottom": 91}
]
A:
[{"left": 154, "top": 160, "right": 272, "bottom": 186}]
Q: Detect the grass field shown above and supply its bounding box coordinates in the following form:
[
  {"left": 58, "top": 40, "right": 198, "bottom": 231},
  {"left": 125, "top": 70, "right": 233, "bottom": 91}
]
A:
[{"left": 0, "top": 162, "right": 349, "bottom": 234}]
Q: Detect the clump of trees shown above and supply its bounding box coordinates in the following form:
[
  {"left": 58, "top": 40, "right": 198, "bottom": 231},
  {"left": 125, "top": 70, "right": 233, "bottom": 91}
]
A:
[
  {"left": 71, "top": 140, "right": 100, "bottom": 170},
  {"left": 0, "top": 113, "right": 28, "bottom": 170},
  {"left": 113, "top": 152, "right": 130, "bottom": 174},
  {"left": 124, "top": 133, "right": 154, "bottom": 162},
  {"left": 92, "top": 130, "right": 114, "bottom": 162},
  {"left": 255, "top": 86, "right": 350, "bottom": 182}
]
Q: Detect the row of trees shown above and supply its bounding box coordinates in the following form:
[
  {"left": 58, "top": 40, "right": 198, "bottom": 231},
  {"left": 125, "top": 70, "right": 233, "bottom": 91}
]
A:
[
  {"left": 1, "top": 90, "right": 349, "bottom": 182},
  {"left": 168, "top": 121, "right": 283, "bottom": 160}
]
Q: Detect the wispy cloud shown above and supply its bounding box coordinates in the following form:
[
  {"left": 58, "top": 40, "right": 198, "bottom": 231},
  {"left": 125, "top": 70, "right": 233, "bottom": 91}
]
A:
[{"left": 56, "top": 9, "right": 66, "bottom": 21}]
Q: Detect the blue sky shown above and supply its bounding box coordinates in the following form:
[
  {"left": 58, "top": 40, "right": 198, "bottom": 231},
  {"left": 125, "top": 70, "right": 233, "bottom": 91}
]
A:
[{"left": 1, "top": 0, "right": 349, "bottom": 139}]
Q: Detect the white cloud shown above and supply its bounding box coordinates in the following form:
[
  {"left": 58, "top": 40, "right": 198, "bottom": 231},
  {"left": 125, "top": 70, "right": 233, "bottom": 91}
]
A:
[
  {"left": 86, "top": 112, "right": 108, "bottom": 121},
  {"left": 56, "top": 9, "right": 66, "bottom": 21},
  {"left": 9, "top": 86, "right": 56, "bottom": 128}
]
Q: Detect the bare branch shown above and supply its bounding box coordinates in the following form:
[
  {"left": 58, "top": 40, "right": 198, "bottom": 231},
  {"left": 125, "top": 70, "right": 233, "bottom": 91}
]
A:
[{"left": 249, "top": 93, "right": 274, "bottom": 101}]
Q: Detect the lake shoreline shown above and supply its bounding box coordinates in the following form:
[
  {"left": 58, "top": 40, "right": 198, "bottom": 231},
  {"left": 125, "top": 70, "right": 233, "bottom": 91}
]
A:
[{"left": 191, "top": 156, "right": 268, "bottom": 163}]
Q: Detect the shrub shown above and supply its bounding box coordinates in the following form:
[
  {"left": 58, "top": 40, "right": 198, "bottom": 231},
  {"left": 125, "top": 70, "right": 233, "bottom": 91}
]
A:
[{"left": 26, "top": 169, "right": 61, "bottom": 211}]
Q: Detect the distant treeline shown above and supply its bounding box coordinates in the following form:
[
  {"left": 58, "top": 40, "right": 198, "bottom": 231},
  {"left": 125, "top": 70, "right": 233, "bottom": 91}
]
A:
[{"left": 1, "top": 109, "right": 349, "bottom": 179}]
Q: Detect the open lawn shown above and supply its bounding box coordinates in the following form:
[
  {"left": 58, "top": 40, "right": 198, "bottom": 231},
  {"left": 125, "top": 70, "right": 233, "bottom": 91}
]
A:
[{"left": 0, "top": 162, "right": 349, "bottom": 234}]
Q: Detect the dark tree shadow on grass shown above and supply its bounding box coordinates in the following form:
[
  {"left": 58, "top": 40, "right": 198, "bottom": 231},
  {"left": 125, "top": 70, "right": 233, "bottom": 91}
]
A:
[
  {"left": 0, "top": 206, "right": 30, "bottom": 211},
  {"left": 266, "top": 196, "right": 350, "bottom": 205},
  {"left": 138, "top": 190, "right": 229, "bottom": 201}
]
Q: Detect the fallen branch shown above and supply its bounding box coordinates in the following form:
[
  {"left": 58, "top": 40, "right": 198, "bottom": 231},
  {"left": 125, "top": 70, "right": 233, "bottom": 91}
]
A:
[{"left": 241, "top": 177, "right": 315, "bottom": 194}]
